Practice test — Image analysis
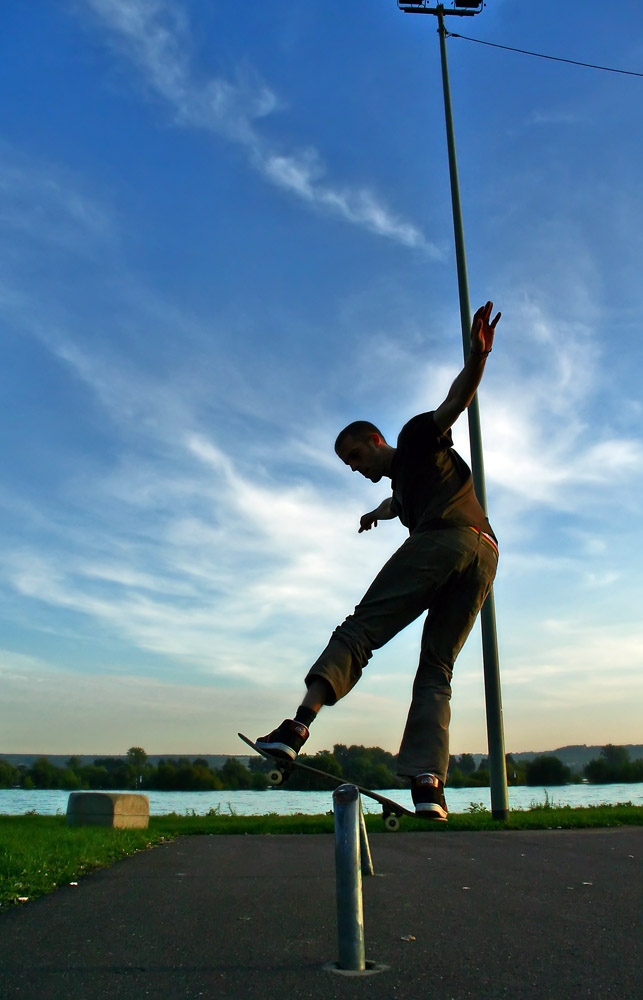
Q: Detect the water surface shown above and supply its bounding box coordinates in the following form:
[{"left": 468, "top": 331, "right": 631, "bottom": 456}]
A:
[{"left": 1, "top": 782, "right": 641, "bottom": 817}]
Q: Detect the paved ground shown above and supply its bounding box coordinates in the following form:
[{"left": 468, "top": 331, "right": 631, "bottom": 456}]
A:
[{"left": 0, "top": 827, "right": 640, "bottom": 1000}]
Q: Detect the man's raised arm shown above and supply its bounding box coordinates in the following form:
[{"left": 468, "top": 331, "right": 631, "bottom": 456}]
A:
[{"left": 433, "top": 300, "right": 500, "bottom": 434}]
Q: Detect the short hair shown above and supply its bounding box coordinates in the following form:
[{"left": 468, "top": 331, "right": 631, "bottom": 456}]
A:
[{"left": 334, "top": 420, "right": 385, "bottom": 453}]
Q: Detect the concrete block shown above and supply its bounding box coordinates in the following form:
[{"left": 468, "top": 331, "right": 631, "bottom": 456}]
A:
[{"left": 66, "top": 791, "right": 150, "bottom": 829}]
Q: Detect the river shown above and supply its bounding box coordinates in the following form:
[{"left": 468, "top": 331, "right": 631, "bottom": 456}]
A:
[{"left": 1, "top": 782, "right": 641, "bottom": 817}]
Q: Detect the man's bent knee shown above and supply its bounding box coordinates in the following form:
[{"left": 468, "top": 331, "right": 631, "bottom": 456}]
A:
[{"left": 305, "top": 638, "right": 363, "bottom": 704}]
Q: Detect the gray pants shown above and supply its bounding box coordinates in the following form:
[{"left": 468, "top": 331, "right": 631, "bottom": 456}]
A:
[{"left": 305, "top": 526, "right": 498, "bottom": 783}]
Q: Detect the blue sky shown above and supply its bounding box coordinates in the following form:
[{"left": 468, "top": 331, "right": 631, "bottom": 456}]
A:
[{"left": 1, "top": 0, "right": 642, "bottom": 758}]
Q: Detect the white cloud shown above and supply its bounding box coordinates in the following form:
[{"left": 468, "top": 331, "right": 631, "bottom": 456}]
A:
[
  {"left": 528, "top": 110, "right": 586, "bottom": 126},
  {"left": 0, "top": 655, "right": 297, "bottom": 754},
  {"left": 0, "top": 151, "right": 112, "bottom": 253},
  {"left": 503, "top": 618, "right": 643, "bottom": 694},
  {"left": 3, "top": 241, "right": 641, "bottom": 699},
  {"left": 472, "top": 300, "right": 642, "bottom": 512},
  {"left": 81, "top": 0, "right": 435, "bottom": 251},
  {"left": 2, "top": 385, "right": 393, "bottom": 687}
]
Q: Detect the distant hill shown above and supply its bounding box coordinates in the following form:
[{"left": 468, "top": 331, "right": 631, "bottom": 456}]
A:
[
  {"left": 2, "top": 744, "right": 642, "bottom": 773},
  {"left": 476, "top": 744, "right": 643, "bottom": 772}
]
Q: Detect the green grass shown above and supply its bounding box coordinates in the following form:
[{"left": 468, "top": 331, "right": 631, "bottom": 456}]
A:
[
  {"left": 0, "top": 816, "right": 169, "bottom": 908},
  {"left": 1, "top": 802, "right": 641, "bottom": 909}
]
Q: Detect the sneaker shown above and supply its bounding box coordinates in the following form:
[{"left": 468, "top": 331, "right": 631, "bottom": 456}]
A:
[
  {"left": 411, "top": 773, "right": 448, "bottom": 821},
  {"left": 255, "top": 719, "right": 309, "bottom": 761}
]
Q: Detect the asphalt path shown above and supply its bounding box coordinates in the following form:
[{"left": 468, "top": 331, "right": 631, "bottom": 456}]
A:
[{"left": 0, "top": 827, "right": 640, "bottom": 999}]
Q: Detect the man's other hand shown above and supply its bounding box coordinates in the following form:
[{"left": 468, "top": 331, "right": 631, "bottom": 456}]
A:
[{"left": 359, "top": 512, "right": 378, "bottom": 533}]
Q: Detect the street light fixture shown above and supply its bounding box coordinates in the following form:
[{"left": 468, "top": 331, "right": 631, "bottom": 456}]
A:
[
  {"left": 397, "top": 1, "right": 509, "bottom": 820},
  {"left": 398, "top": 2, "right": 483, "bottom": 13}
]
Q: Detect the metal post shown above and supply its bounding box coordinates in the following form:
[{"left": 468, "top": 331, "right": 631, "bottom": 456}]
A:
[
  {"left": 358, "top": 797, "right": 375, "bottom": 876},
  {"left": 333, "top": 784, "right": 365, "bottom": 971},
  {"left": 435, "top": 6, "right": 508, "bottom": 819}
]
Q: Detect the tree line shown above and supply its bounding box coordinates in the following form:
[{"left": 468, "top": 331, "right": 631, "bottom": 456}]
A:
[
  {"left": 0, "top": 748, "right": 268, "bottom": 792},
  {"left": 450, "top": 744, "right": 643, "bottom": 787},
  {"left": 0, "top": 743, "right": 640, "bottom": 792}
]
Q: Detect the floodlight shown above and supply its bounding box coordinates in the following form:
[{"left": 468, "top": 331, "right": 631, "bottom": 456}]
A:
[{"left": 398, "top": 2, "right": 483, "bottom": 14}]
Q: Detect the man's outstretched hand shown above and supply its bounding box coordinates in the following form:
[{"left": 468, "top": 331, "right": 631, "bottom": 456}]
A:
[{"left": 471, "top": 300, "right": 501, "bottom": 356}]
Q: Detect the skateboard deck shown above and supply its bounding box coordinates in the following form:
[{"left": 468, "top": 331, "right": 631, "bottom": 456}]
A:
[{"left": 238, "top": 732, "right": 418, "bottom": 831}]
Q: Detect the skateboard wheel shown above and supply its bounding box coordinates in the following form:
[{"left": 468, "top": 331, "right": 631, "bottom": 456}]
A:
[
  {"left": 268, "top": 768, "right": 284, "bottom": 785},
  {"left": 384, "top": 814, "right": 400, "bottom": 832}
]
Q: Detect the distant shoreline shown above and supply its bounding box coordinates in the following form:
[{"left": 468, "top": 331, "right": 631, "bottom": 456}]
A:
[{"left": 3, "top": 743, "right": 643, "bottom": 770}]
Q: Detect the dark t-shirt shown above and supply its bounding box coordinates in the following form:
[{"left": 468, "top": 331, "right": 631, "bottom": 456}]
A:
[{"left": 390, "top": 411, "right": 496, "bottom": 540}]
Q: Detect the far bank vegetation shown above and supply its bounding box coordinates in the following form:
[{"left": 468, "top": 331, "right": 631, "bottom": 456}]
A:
[{"left": 1, "top": 744, "right": 642, "bottom": 792}]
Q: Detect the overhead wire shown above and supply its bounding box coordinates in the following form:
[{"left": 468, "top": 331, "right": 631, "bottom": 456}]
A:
[{"left": 446, "top": 31, "right": 643, "bottom": 79}]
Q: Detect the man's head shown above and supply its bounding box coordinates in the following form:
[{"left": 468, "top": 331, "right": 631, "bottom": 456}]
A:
[{"left": 334, "top": 421, "right": 394, "bottom": 483}]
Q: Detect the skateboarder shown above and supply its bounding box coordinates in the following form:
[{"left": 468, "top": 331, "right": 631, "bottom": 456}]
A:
[{"left": 256, "top": 301, "right": 501, "bottom": 820}]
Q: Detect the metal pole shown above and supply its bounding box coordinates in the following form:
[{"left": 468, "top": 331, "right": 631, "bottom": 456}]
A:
[
  {"left": 436, "top": 6, "right": 508, "bottom": 819},
  {"left": 333, "top": 784, "right": 365, "bottom": 971},
  {"left": 358, "top": 798, "right": 375, "bottom": 876}
]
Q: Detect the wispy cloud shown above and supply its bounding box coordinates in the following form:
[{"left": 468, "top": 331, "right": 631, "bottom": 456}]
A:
[
  {"left": 1, "top": 135, "right": 641, "bottom": 736},
  {"left": 528, "top": 109, "right": 586, "bottom": 126},
  {"left": 5, "top": 279, "right": 641, "bottom": 700},
  {"left": 361, "top": 292, "right": 643, "bottom": 526},
  {"left": 260, "top": 149, "right": 432, "bottom": 247},
  {"left": 1, "top": 331, "right": 393, "bottom": 686},
  {"left": 0, "top": 149, "right": 112, "bottom": 253},
  {"left": 503, "top": 618, "right": 643, "bottom": 697},
  {"left": 471, "top": 299, "right": 642, "bottom": 512},
  {"left": 0, "top": 652, "right": 297, "bottom": 753},
  {"left": 4, "top": 441, "right": 391, "bottom": 687},
  {"left": 81, "top": 0, "right": 435, "bottom": 252}
]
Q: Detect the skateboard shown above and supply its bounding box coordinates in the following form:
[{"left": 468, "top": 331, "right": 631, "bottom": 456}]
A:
[{"left": 238, "top": 732, "right": 417, "bottom": 831}]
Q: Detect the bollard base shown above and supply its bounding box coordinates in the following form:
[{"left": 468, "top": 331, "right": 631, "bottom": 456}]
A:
[{"left": 323, "top": 960, "right": 389, "bottom": 977}]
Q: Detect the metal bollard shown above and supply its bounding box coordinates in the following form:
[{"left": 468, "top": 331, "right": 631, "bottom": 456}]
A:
[
  {"left": 325, "top": 785, "right": 388, "bottom": 977},
  {"left": 358, "top": 797, "right": 374, "bottom": 877},
  {"left": 333, "top": 783, "right": 366, "bottom": 971}
]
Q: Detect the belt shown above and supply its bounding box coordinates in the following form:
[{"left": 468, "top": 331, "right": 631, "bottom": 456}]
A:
[{"left": 469, "top": 525, "right": 499, "bottom": 557}]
